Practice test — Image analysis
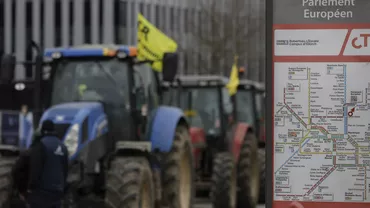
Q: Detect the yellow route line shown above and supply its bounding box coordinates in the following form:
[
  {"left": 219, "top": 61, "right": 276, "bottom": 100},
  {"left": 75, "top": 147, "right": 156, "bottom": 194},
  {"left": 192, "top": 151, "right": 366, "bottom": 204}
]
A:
[
  {"left": 299, "top": 131, "right": 311, "bottom": 144},
  {"left": 276, "top": 142, "right": 300, "bottom": 145},
  {"left": 300, "top": 152, "right": 333, "bottom": 155}
]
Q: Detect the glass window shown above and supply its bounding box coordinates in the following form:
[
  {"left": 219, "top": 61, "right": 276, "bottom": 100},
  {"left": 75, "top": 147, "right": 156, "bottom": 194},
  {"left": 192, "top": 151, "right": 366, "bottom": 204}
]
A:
[
  {"left": 119, "top": 1, "right": 127, "bottom": 26},
  {"left": 134, "top": 64, "right": 159, "bottom": 110},
  {"left": 236, "top": 90, "right": 255, "bottom": 125},
  {"left": 178, "top": 88, "right": 221, "bottom": 134},
  {"left": 170, "top": 7, "right": 174, "bottom": 30},
  {"left": 69, "top": 1, "right": 74, "bottom": 45},
  {"left": 146, "top": 4, "right": 151, "bottom": 19},
  {"left": 155, "top": 5, "right": 160, "bottom": 26},
  {"left": 177, "top": 8, "right": 181, "bottom": 31},
  {"left": 51, "top": 60, "right": 129, "bottom": 106},
  {"left": 183, "top": 52, "right": 188, "bottom": 74},
  {"left": 184, "top": 8, "right": 188, "bottom": 33},
  {"left": 255, "top": 93, "right": 265, "bottom": 119},
  {"left": 139, "top": 2, "right": 144, "bottom": 13},
  {"left": 222, "top": 88, "right": 233, "bottom": 114},
  {"left": 84, "top": 0, "right": 91, "bottom": 43},
  {"left": 161, "top": 6, "right": 166, "bottom": 30},
  {"left": 11, "top": 1, "right": 15, "bottom": 52}
]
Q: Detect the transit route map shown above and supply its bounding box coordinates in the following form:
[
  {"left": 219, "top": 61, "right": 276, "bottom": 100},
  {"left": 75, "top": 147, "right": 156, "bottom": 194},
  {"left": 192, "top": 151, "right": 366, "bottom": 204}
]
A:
[{"left": 274, "top": 62, "right": 370, "bottom": 202}]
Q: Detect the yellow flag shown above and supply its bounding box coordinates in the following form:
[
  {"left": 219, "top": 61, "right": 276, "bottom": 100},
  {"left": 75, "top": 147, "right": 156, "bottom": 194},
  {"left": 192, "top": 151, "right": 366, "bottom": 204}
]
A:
[
  {"left": 226, "top": 56, "right": 240, "bottom": 96},
  {"left": 137, "top": 13, "right": 178, "bottom": 72}
]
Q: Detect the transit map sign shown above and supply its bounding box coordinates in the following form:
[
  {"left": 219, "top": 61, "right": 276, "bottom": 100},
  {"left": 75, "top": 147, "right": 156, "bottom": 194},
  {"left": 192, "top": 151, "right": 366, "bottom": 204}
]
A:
[{"left": 267, "top": 0, "right": 370, "bottom": 207}]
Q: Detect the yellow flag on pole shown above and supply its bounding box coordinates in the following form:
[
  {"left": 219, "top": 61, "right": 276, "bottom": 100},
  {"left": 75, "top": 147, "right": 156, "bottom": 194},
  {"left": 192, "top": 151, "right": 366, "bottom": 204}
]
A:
[
  {"left": 226, "top": 56, "right": 240, "bottom": 96},
  {"left": 137, "top": 13, "right": 178, "bottom": 72}
]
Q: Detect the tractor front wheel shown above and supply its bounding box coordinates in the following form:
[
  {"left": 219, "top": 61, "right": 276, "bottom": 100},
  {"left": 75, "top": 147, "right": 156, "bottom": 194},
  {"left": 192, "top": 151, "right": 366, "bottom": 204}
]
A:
[
  {"left": 162, "top": 125, "right": 194, "bottom": 208},
  {"left": 105, "top": 157, "right": 154, "bottom": 208}
]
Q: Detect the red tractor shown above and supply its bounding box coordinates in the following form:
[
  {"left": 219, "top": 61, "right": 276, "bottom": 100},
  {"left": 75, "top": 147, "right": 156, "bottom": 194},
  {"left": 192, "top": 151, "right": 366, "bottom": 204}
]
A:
[
  {"left": 236, "top": 79, "right": 266, "bottom": 203},
  {"left": 163, "top": 75, "right": 260, "bottom": 208}
]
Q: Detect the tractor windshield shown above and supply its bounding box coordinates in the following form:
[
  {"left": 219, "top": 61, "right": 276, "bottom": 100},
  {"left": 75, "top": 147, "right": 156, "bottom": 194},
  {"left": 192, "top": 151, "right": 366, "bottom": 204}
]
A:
[
  {"left": 179, "top": 87, "right": 222, "bottom": 135},
  {"left": 235, "top": 90, "right": 256, "bottom": 126},
  {"left": 51, "top": 59, "right": 129, "bottom": 106}
]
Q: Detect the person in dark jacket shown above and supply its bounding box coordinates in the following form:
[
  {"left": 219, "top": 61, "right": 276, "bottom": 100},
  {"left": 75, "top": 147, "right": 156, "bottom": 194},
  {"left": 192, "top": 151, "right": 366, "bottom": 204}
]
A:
[
  {"left": 12, "top": 129, "right": 43, "bottom": 204},
  {"left": 26, "top": 120, "right": 69, "bottom": 208}
]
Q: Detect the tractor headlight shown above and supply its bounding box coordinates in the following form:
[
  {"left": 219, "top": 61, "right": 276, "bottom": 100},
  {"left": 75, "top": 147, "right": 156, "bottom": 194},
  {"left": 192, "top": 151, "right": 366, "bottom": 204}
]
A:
[
  {"left": 52, "top": 52, "right": 62, "bottom": 59},
  {"left": 64, "top": 124, "right": 79, "bottom": 156}
]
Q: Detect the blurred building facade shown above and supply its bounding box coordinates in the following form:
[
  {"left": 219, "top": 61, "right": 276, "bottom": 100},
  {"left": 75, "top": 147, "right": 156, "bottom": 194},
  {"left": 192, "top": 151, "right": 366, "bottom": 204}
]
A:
[{"left": 0, "top": 0, "right": 265, "bottom": 82}]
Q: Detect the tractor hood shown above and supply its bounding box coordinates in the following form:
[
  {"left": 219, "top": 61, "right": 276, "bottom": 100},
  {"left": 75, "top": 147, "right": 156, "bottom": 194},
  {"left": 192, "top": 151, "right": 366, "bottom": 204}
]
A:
[{"left": 41, "top": 102, "right": 104, "bottom": 124}]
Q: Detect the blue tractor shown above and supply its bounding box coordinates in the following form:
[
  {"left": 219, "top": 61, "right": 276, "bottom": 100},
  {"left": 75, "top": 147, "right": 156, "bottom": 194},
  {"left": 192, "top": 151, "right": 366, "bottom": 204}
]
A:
[{"left": 0, "top": 43, "right": 194, "bottom": 208}]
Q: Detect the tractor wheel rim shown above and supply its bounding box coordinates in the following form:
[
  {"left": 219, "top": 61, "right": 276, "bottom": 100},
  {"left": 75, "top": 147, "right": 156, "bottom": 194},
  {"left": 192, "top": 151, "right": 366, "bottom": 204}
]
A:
[
  {"left": 180, "top": 146, "right": 191, "bottom": 208},
  {"left": 249, "top": 148, "right": 259, "bottom": 203},
  {"left": 230, "top": 167, "right": 237, "bottom": 208},
  {"left": 140, "top": 176, "right": 151, "bottom": 208}
]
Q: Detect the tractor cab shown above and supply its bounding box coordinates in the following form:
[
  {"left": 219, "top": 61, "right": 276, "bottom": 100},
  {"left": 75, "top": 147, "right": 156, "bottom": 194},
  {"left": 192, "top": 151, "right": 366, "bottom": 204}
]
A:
[
  {"left": 164, "top": 75, "right": 233, "bottom": 147},
  {"left": 235, "top": 79, "right": 265, "bottom": 142},
  {"left": 163, "top": 75, "right": 262, "bottom": 207},
  {"left": 43, "top": 46, "right": 145, "bottom": 154},
  {"left": 0, "top": 44, "right": 178, "bottom": 155},
  {"left": 0, "top": 44, "right": 199, "bottom": 208}
]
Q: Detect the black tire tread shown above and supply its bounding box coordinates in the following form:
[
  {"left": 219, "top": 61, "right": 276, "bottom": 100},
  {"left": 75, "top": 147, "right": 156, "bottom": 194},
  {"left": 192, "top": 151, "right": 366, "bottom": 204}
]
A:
[
  {"left": 162, "top": 125, "right": 194, "bottom": 208},
  {"left": 105, "top": 157, "right": 154, "bottom": 208},
  {"left": 210, "top": 153, "right": 236, "bottom": 208},
  {"left": 0, "top": 158, "right": 16, "bottom": 208},
  {"left": 237, "top": 133, "right": 260, "bottom": 208}
]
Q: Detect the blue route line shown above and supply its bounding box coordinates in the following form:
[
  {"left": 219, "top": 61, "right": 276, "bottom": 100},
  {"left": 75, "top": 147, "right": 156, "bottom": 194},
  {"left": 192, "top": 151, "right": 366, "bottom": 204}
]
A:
[
  {"left": 343, "top": 65, "right": 348, "bottom": 134},
  {"left": 274, "top": 139, "right": 311, "bottom": 175}
]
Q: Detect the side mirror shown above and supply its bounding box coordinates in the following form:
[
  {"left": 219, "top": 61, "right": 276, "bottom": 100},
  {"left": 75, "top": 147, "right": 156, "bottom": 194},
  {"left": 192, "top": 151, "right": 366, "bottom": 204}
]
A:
[
  {"left": 162, "top": 52, "right": 178, "bottom": 82},
  {"left": 0, "top": 54, "right": 16, "bottom": 83}
]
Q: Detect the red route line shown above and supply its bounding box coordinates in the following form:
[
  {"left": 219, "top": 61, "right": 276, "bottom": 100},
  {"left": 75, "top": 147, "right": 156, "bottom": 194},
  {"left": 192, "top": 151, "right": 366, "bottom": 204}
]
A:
[
  {"left": 284, "top": 88, "right": 286, "bottom": 103},
  {"left": 339, "top": 28, "right": 352, "bottom": 56},
  {"left": 305, "top": 166, "right": 337, "bottom": 196}
]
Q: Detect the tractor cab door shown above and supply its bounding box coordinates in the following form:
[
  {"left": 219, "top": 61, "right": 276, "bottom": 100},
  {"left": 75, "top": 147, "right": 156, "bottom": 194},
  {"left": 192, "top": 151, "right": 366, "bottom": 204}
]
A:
[
  {"left": 255, "top": 91, "right": 265, "bottom": 141},
  {"left": 234, "top": 89, "right": 256, "bottom": 128}
]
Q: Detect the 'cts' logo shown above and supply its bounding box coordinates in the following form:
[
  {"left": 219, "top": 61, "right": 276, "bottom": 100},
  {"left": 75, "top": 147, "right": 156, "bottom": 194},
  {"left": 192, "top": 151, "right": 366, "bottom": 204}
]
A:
[{"left": 352, "top": 34, "right": 370, "bottom": 49}]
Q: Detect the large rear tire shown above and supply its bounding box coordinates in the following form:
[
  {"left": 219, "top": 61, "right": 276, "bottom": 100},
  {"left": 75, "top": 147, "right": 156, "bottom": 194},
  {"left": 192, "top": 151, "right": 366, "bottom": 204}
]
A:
[
  {"left": 162, "top": 125, "right": 194, "bottom": 208},
  {"left": 258, "top": 148, "right": 266, "bottom": 203},
  {"left": 105, "top": 157, "right": 154, "bottom": 208},
  {"left": 237, "top": 133, "right": 260, "bottom": 208},
  {"left": 211, "top": 153, "right": 237, "bottom": 208}
]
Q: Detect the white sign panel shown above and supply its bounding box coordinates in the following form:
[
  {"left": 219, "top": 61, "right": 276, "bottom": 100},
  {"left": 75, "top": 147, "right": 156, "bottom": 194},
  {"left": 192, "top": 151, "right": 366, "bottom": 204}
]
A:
[{"left": 271, "top": 0, "right": 370, "bottom": 207}]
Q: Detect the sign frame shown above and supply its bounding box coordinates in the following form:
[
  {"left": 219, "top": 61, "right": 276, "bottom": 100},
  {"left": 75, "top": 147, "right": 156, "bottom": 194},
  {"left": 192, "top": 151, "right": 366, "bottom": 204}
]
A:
[
  {"left": 267, "top": 0, "right": 370, "bottom": 208},
  {"left": 265, "top": 0, "right": 273, "bottom": 207}
]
